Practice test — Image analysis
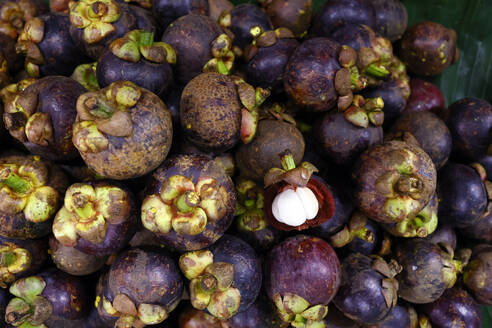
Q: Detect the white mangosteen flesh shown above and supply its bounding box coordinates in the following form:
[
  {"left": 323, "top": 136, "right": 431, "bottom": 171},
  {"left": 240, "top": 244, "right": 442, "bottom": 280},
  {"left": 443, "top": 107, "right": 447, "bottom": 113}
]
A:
[{"left": 271, "top": 187, "right": 319, "bottom": 226}]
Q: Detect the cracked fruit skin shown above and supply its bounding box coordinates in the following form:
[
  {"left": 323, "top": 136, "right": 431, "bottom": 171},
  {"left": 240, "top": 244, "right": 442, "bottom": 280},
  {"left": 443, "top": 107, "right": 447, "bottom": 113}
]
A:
[
  {"left": 352, "top": 140, "right": 437, "bottom": 224},
  {"left": 141, "top": 154, "right": 236, "bottom": 252},
  {"left": 0, "top": 154, "right": 68, "bottom": 240},
  {"left": 96, "top": 247, "right": 184, "bottom": 327}
]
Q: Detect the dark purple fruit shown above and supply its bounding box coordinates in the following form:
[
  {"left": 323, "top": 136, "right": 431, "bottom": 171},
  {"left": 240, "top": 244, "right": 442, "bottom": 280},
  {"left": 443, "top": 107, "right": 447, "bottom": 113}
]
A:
[
  {"left": 437, "top": 163, "right": 487, "bottom": 228},
  {"left": 265, "top": 235, "right": 341, "bottom": 327},
  {"left": 0, "top": 154, "right": 68, "bottom": 239},
  {"left": 463, "top": 244, "right": 492, "bottom": 305},
  {"left": 96, "top": 29, "right": 175, "bottom": 97},
  {"left": 343, "top": 217, "right": 383, "bottom": 256},
  {"left": 395, "top": 239, "right": 461, "bottom": 304},
  {"left": 2, "top": 76, "right": 86, "bottom": 161},
  {"left": 386, "top": 111, "right": 452, "bottom": 169},
  {"left": 369, "top": 0, "right": 407, "bottom": 42},
  {"left": 223, "top": 294, "right": 287, "bottom": 328},
  {"left": 398, "top": 21, "right": 459, "bottom": 77},
  {"left": 0, "top": 236, "right": 48, "bottom": 287},
  {"left": 5, "top": 268, "right": 88, "bottom": 327},
  {"left": 419, "top": 287, "right": 481, "bottom": 328},
  {"left": 422, "top": 224, "right": 457, "bottom": 250},
  {"left": 179, "top": 306, "right": 222, "bottom": 328},
  {"left": 352, "top": 140, "right": 437, "bottom": 224},
  {"left": 462, "top": 210, "right": 492, "bottom": 243},
  {"left": 152, "top": 0, "right": 208, "bottom": 31},
  {"left": 447, "top": 98, "right": 492, "bottom": 162},
  {"left": 0, "top": 33, "right": 22, "bottom": 76},
  {"left": 96, "top": 248, "right": 184, "bottom": 327},
  {"left": 16, "top": 12, "right": 90, "bottom": 78},
  {"left": 404, "top": 78, "right": 446, "bottom": 116},
  {"left": 259, "top": 0, "right": 313, "bottom": 38},
  {"left": 366, "top": 303, "right": 416, "bottom": 328},
  {"left": 323, "top": 305, "right": 359, "bottom": 328},
  {"left": 179, "top": 234, "right": 261, "bottom": 320},
  {"left": 72, "top": 80, "right": 173, "bottom": 180},
  {"left": 141, "top": 154, "right": 236, "bottom": 252}
]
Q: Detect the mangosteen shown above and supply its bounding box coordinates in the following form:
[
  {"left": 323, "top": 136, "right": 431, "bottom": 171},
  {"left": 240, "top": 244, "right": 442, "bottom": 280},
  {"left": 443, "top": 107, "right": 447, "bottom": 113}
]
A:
[
  {"left": 422, "top": 224, "right": 457, "bottom": 250},
  {"left": 180, "top": 72, "right": 269, "bottom": 152},
  {"left": 96, "top": 248, "right": 184, "bottom": 327},
  {"left": 419, "top": 287, "right": 482, "bottom": 328},
  {"left": 366, "top": 303, "right": 417, "bottom": 328},
  {"left": 352, "top": 139, "right": 437, "bottom": 224},
  {"left": 219, "top": 3, "right": 273, "bottom": 50},
  {"left": 141, "top": 154, "right": 236, "bottom": 252},
  {"left": 437, "top": 162, "right": 487, "bottom": 228},
  {"left": 52, "top": 181, "right": 138, "bottom": 256},
  {"left": 97, "top": 29, "right": 175, "bottom": 97},
  {"left": 179, "top": 234, "right": 261, "bottom": 320},
  {"left": 462, "top": 210, "right": 492, "bottom": 243},
  {"left": 1, "top": 76, "right": 87, "bottom": 161},
  {"left": 265, "top": 235, "right": 341, "bottom": 327},
  {"left": 0, "top": 0, "right": 47, "bottom": 39},
  {"left": 72, "top": 80, "right": 173, "bottom": 180},
  {"left": 398, "top": 21, "right": 459, "bottom": 77},
  {"left": 258, "top": 0, "right": 312, "bottom": 38},
  {"left": 49, "top": 0, "right": 70, "bottom": 12},
  {"left": 462, "top": 244, "right": 492, "bottom": 305},
  {"left": 71, "top": 62, "right": 99, "bottom": 92},
  {"left": 0, "top": 154, "right": 68, "bottom": 240},
  {"left": 15, "top": 12, "right": 90, "bottom": 77},
  {"left": 69, "top": 0, "right": 139, "bottom": 60},
  {"left": 178, "top": 306, "right": 222, "bottom": 328},
  {"left": 244, "top": 27, "right": 299, "bottom": 93},
  {"left": 0, "top": 236, "right": 48, "bottom": 288},
  {"left": 49, "top": 236, "right": 107, "bottom": 276},
  {"left": 386, "top": 111, "right": 452, "bottom": 169},
  {"left": 5, "top": 268, "right": 88, "bottom": 327},
  {"left": 161, "top": 14, "right": 233, "bottom": 85},
  {"left": 153, "top": 0, "right": 208, "bottom": 31},
  {"left": 395, "top": 239, "right": 463, "bottom": 304},
  {"left": 404, "top": 78, "right": 446, "bottom": 116},
  {"left": 323, "top": 305, "right": 359, "bottom": 328},
  {"left": 369, "top": 0, "right": 408, "bottom": 42},
  {"left": 333, "top": 254, "right": 401, "bottom": 324},
  {"left": 447, "top": 98, "right": 492, "bottom": 162}
]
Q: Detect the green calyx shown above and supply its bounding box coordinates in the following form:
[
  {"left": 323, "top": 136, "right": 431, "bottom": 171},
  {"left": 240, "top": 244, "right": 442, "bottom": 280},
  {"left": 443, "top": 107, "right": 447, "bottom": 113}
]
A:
[
  {"left": 356, "top": 38, "right": 393, "bottom": 79},
  {"left": 0, "top": 244, "right": 32, "bottom": 288},
  {"left": 110, "top": 30, "right": 176, "bottom": 64},
  {"left": 264, "top": 153, "right": 318, "bottom": 188},
  {"left": 330, "top": 212, "right": 374, "bottom": 248},
  {"left": 180, "top": 250, "right": 240, "bottom": 320},
  {"left": 439, "top": 243, "right": 463, "bottom": 289},
  {"left": 0, "top": 166, "right": 32, "bottom": 194},
  {"left": 204, "top": 34, "right": 235, "bottom": 75},
  {"left": 343, "top": 95, "right": 384, "bottom": 128},
  {"left": 234, "top": 179, "right": 267, "bottom": 232},
  {"left": 5, "top": 276, "right": 52, "bottom": 328},
  {"left": 102, "top": 293, "right": 169, "bottom": 326},
  {"left": 274, "top": 293, "right": 328, "bottom": 328},
  {"left": 71, "top": 62, "right": 99, "bottom": 91},
  {"left": 387, "top": 196, "right": 438, "bottom": 238}
]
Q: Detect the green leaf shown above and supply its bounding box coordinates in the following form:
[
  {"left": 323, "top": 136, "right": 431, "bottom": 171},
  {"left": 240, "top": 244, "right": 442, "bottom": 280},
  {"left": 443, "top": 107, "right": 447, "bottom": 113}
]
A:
[{"left": 483, "top": 306, "right": 492, "bottom": 328}]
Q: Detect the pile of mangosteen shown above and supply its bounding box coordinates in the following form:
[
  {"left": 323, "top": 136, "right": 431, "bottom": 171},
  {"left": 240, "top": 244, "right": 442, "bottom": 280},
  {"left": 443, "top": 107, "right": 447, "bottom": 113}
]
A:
[{"left": 0, "top": 0, "right": 489, "bottom": 327}]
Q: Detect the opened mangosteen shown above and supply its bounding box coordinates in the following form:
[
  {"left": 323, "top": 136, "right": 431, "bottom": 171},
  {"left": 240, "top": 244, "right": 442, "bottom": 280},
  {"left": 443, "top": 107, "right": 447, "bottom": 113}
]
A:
[
  {"left": 398, "top": 21, "right": 459, "bottom": 77},
  {"left": 462, "top": 244, "right": 492, "bottom": 305},
  {"left": 68, "top": 0, "right": 139, "bottom": 60},
  {"left": 395, "top": 239, "right": 463, "bottom": 304},
  {"left": 1, "top": 76, "right": 86, "bottom": 161},
  {"left": 244, "top": 27, "right": 298, "bottom": 93},
  {"left": 49, "top": 236, "right": 106, "bottom": 276},
  {"left": 265, "top": 235, "right": 341, "bottom": 328},
  {"left": 97, "top": 29, "right": 175, "bottom": 97},
  {"left": 437, "top": 162, "right": 487, "bottom": 228},
  {"left": 0, "top": 236, "right": 47, "bottom": 288},
  {"left": 0, "top": 0, "right": 47, "bottom": 39},
  {"left": 352, "top": 139, "right": 437, "bottom": 224},
  {"left": 419, "top": 287, "right": 482, "bottom": 328},
  {"left": 0, "top": 154, "right": 68, "bottom": 240},
  {"left": 96, "top": 247, "right": 184, "bottom": 327},
  {"left": 161, "top": 14, "right": 233, "bottom": 85},
  {"left": 5, "top": 268, "right": 88, "bottom": 327},
  {"left": 233, "top": 179, "right": 284, "bottom": 252},
  {"left": 333, "top": 253, "right": 401, "bottom": 324},
  {"left": 52, "top": 181, "right": 138, "bottom": 256},
  {"left": 72, "top": 80, "right": 173, "bottom": 180},
  {"left": 141, "top": 154, "right": 236, "bottom": 252},
  {"left": 386, "top": 111, "right": 452, "bottom": 169},
  {"left": 179, "top": 234, "right": 261, "bottom": 320},
  {"left": 15, "top": 12, "right": 90, "bottom": 77},
  {"left": 153, "top": 0, "right": 208, "bottom": 31},
  {"left": 180, "top": 72, "right": 269, "bottom": 152}
]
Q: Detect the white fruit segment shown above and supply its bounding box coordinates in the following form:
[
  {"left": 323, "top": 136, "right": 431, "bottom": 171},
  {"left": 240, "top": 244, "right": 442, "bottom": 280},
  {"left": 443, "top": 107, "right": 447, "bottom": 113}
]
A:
[{"left": 271, "top": 187, "right": 319, "bottom": 226}]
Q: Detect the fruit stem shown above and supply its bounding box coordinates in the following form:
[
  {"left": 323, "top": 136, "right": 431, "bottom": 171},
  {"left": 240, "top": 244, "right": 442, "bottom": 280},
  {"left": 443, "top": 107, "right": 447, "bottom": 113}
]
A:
[
  {"left": 0, "top": 251, "right": 16, "bottom": 267},
  {"left": 217, "top": 60, "right": 229, "bottom": 75},
  {"left": 140, "top": 32, "right": 154, "bottom": 46},
  {"left": 365, "top": 64, "right": 390, "bottom": 78},
  {"left": 280, "top": 152, "right": 296, "bottom": 171},
  {"left": 0, "top": 167, "right": 31, "bottom": 194},
  {"left": 354, "top": 227, "right": 374, "bottom": 243},
  {"left": 176, "top": 191, "right": 199, "bottom": 213}
]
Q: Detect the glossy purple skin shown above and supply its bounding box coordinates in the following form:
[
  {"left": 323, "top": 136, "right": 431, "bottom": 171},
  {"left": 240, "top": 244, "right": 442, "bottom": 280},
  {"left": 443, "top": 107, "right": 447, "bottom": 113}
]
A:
[
  {"left": 333, "top": 253, "right": 393, "bottom": 324},
  {"left": 161, "top": 14, "right": 224, "bottom": 84},
  {"left": 34, "top": 13, "right": 90, "bottom": 77},
  {"left": 0, "top": 236, "right": 48, "bottom": 282},
  {"left": 422, "top": 224, "right": 457, "bottom": 250},
  {"left": 97, "top": 50, "right": 174, "bottom": 98},
  {"left": 328, "top": 23, "right": 376, "bottom": 50},
  {"left": 16, "top": 76, "right": 86, "bottom": 161},
  {"left": 208, "top": 235, "right": 262, "bottom": 313},
  {"left": 437, "top": 163, "right": 487, "bottom": 228},
  {"left": 310, "top": 0, "right": 375, "bottom": 37},
  {"left": 224, "top": 294, "right": 286, "bottom": 328},
  {"left": 284, "top": 37, "right": 341, "bottom": 112},
  {"left": 369, "top": 0, "right": 407, "bottom": 42},
  {"left": 366, "top": 304, "right": 412, "bottom": 328},
  {"left": 419, "top": 288, "right": 482, "bottom": 328},
  {"left": 314, "top": 111, "right": 383, "bottom": 165},
  {"left": 227, "top": 4, "right": 273, "bottom": 49},
  {"left": 404, "top": 79, "right": 446, "bottom": 114},
  {"left": 386, "top": 111, "right": 452, "bottom": 169},
  {"left": 245, "top": 38, "right": 299, "bottom": 93},
  {"left": 344, "top": 219, "right": 382, "bottom": 256},
  {"left": 130, "top": 4, "right": 157, "bottom": 35},
  {"left": 265, "top": 235, "right": 341, "bottom": 306},
  {"left": 447, "top": 98, "right": 492, "bottom": 162},
  {"left": 39, "top": 268, "right": 88, "bottom": 327},
  {"left": 152, "top": 0, "right": 208, "bottom": 31},
  {"left": 462, "top": 211, "right": 492, "bottom": 243},
  {"left": 361, "top": 80, "right": 406, "bottom": 129}
]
